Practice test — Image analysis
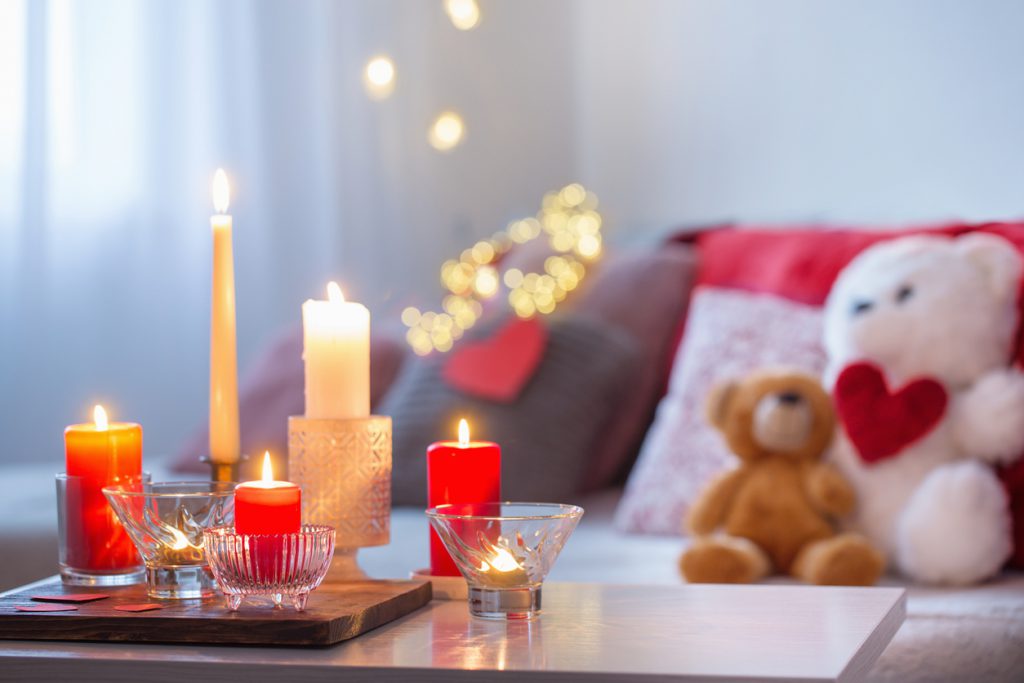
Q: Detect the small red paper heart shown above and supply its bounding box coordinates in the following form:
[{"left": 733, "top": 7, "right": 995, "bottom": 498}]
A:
[
  {"left": 835, "top": 362, "right": 948, "bottom": 465},
  {"left": 16, "top": 604, "right": 78, "bottom": 612},
  {"left": 31, "top": 593, "right": 109, "bottom": 604},
  {"left": 443, "top": 317, "right": 548, "bottom": 402},
  {"left": 114, "top": 603, "right": 164, "bottom": 613}
]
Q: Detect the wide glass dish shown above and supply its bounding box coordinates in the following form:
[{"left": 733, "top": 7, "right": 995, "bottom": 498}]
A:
[
  {"left": 203, "top": 524, "right": 335, "bottom": 611},
  {"left": 103, "top": 481, "right": 235, "bottom": 599},
  {"left": 426, "top": 502, "right": 583, "bottom": 620}
]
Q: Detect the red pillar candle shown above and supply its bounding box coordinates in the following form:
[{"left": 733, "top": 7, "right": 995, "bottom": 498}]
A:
[
  {"left": 234, "top": 452, "right": 301, "bottom": 535},
  {"left": 63, "top": 405, "right": 143, "bottom": 571},
  {"left": 427, "top": 419, "right": 501, "bottom": 576}
]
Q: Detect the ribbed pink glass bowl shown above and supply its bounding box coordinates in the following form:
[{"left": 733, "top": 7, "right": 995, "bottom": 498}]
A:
[{"left": 202, "top": 524, "right": 335, "bottom": 611}]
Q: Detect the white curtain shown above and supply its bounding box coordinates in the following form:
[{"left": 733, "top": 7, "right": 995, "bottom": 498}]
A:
[
  {"left": 0, "top": 0, "right": 580, "bottom": 463},
  {"left": 11, "top": 0, "right": 1020, "bottom": 466}
]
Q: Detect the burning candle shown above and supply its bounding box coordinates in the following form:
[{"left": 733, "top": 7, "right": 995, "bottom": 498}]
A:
[
  {"left": 209, "top": 168, "right": 240, "bottom": 466},
  {"left": 480, "top": 546, "right": 528, "bottom": 588},
  {"left": 427, "top": 419, "right": 501, "bottom": 576},
  {"left": 301, "top": 281, "right": 370, "bottom": 419},
  {"left": 235, "top": 452, "right": 301, "bottom": 535},
  {"left": 64, "top": 405, "right": 143, "bottom": 571}
]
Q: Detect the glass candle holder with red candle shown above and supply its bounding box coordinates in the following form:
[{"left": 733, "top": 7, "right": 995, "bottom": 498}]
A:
[
  {"left": 60, "top": 405, "right": 145, "bottom": 585},
  {"left": 234, "top": 452, "right": 302, "bottom": 582},
  {"left": 427, "top": 419, "right": 501, "bottom": 576}
]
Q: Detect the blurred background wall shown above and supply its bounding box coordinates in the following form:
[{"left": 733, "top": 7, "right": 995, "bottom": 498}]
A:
[
  {"left": 575, "top": 0, "right": 1024, "bottom": 230},
  {"left": 2, "top": 0, "right": 1024, "bottom": 465}
]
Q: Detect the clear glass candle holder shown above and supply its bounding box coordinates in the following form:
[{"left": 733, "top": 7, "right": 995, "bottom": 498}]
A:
[
  {"left": 203, "top": 524, "right": 335, "bottom": 611},
  {"left": 103, "top": 481, "right": 235, "bottom": 599},
  {"left": 56, "top": 473, "right": 149, "bottom": 586},
  {"left": 426, "top": 502, "right": 583, "bottom": 620}
]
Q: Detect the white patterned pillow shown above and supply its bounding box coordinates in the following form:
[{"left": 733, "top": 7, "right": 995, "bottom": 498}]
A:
[{"left": 615, "top": 287, "right": 826, "bottom": 535}]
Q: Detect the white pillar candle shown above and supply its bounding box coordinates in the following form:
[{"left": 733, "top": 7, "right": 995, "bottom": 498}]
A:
[
  {"left": 209, "top": 169, "right": 240, "bottom": 464},
  {"left": 302, "top": 282, "right": 370, "bottom": 419}
]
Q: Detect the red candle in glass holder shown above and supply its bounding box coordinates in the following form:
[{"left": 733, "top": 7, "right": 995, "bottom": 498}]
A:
[
  {"left": 427, "top": 419, "right": 501, "bottom": 576},
  {"left": 235, "top": 452, "right": 301, "bottom": 535},
  {"left": 63, "top": 405, "right": 143, "bottom": 571}
]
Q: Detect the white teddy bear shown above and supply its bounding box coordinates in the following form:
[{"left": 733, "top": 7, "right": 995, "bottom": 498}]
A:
[{"left": 823, "top": 232, "right": 1024, "bottom": 585}]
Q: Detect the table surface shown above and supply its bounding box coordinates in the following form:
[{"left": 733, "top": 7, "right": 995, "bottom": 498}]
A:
[{"left": 0, "top": 578, "right": 906, "bottom": 683}]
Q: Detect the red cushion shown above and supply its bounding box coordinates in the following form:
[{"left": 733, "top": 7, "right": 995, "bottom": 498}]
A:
[{"left": 691, "top": 221, "right": 1024, "bottom": 321}]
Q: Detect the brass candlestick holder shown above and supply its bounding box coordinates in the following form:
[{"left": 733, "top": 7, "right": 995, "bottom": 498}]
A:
[
  {"left": 201, "top": 454, "right": 245, "bottom": 484},
  {"left": 287, "top": 415, "right": 392, "bottom": 582}
]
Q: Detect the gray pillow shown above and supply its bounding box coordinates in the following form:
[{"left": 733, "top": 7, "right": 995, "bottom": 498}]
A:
[{"left": 380, "top": 316, "right": 642, "bottom": 506}]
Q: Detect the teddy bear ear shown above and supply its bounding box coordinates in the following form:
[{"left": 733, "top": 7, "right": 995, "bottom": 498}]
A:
[
  {"left": 955, "top": 233, "right": 1023, "bottom": 302},
  {"left": 706, "top": 380, "right": 738, "bottom": 431}
]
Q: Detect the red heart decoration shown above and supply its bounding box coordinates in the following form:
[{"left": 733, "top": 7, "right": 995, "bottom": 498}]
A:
[
  {"left": 834, "top": 362, "right": 948, "bottom": 465},
  {"left": 443, "top": 317, "right": 548, "bottom": 402},
  {"left": 31, "top": 594, "right": 109, "bottom": 604},
  {"left": 114, "top": 603, "right": 164, "bottom": 613}
]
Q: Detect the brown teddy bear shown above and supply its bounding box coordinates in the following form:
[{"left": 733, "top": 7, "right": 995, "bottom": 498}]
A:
[{"left": 680, "top": 369, "right": 885, "bottom": 586}]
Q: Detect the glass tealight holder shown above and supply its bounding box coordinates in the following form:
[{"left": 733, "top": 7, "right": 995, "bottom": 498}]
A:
[
  {"left": 103, "top": 481, "right": 235, "bottom": 599},
  {"left": 426, "top": 502, "right": 583, "bottom": 620},
  {"left": 203, "top": 524, "right": 336, "bottom": 611},
  {"left": 56, "top": 473, "right": 149, "bottom": 586}
]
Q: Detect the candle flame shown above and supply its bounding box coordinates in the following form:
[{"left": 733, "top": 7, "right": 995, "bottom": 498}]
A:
[
  {"left": 458, "top": 418, "right": 470, "bottom": 447},
  {"left": 487, "top": 547, "right": 521, "bottom": 573},
  {"left": 93, "top": 405, "right": 108, "bottom": 431},
  {"left": 327, "top": 281, "right": 345, "bottom": 303},
  {"left": 168, "top": 525, "right": 191, "bottom": 551},
  {"left": 212, "top": 168, "right": 230, "bottom": 213},
  {"left": 262, "top": 451, "right": 274, "bottom": 483}
]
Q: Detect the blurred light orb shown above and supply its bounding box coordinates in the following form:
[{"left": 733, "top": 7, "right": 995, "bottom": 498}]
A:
[
  {"left": 503, "top": 268, "right": 524, "bottom": 289},
  {"left": 471, "top": 240, "right": 495, "bottom": 264},
  {"left": 429, "top": 111, "right": 465, "bottom": 151},
  {"left": 473, "top": 265, "right": 500, "bottom": 298},
  {"left": 577, "top": 233, "right": 601, "bottom": 259},
  {"left": 514, "top": 298, "right": 536, "bottom": 318},
  {"left": 364, "top": 56, "right": 395, "bottom": 99},
  {"left": 559, "top": 183, "right": 586, "bottom": 207},
  {"left": 400, "top": 306, "right": 421, "bottom": 327},
  {"left": 444, "top": 0, "right": 481, "bottom": 31}
]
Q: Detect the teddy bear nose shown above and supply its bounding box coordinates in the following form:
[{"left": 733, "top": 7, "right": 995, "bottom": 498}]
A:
[
  {"left": 851, "top": 299, "right": 874, "bottom": 315},
  {"left": 778, "top": 391, "right": 802, "bottom": 405}
]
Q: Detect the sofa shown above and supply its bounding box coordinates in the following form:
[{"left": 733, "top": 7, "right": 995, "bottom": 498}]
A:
[{"left": 5, "top": 227, "right": 1024, "bottom": 681}]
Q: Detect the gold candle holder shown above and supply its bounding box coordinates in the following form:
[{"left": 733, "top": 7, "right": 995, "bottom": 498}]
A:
[
  {"left": 287, "top": 415, "right": 392, "bottom": 581},
  {"left": 200, "top": 454, "right": 246, "bottom": 484}
]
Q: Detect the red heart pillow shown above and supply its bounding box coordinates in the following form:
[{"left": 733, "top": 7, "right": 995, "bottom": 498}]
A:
[{"left": 443, "top": 317, "right": 548, "bottom": 402}]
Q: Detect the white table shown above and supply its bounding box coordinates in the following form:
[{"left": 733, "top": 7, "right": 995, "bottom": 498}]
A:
[{"left": 0, "top": 580, "right": 904, "bottom": 682}]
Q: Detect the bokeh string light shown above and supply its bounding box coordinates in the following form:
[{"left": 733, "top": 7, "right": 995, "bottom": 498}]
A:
[
  {"left": 428, "top": 111, "right": 466, "bottom": 151},
  {"left": 444, "top": 0, "right": 481, "bottom": 31},
  {"left": 402, "top": 183, "right": 603, "bottom": 355},
  {"left": 363, "top": 55, "right": 396, "bottom": 99}
]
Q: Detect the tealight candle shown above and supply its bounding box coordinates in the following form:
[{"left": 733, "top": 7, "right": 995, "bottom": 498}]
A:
[
  {"left": 234, "top": 452, "right": 301, "bottom": 535},
  {"left": 63, "top": 405, "right": 143, "bottom": 571},
  {"left": 427, "top": 419, "right": 501, "bottom": 576},
  {"left": 480, "top": 546, "right": 528, "bottom": 588}
]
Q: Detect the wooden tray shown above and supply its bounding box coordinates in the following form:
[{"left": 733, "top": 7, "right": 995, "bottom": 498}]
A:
[{"left": 0, "top": 577, "right": 432, "bottom": 646}]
